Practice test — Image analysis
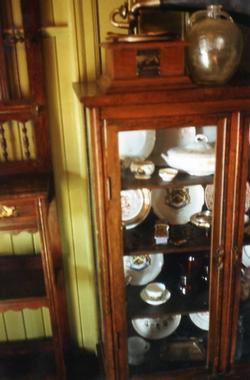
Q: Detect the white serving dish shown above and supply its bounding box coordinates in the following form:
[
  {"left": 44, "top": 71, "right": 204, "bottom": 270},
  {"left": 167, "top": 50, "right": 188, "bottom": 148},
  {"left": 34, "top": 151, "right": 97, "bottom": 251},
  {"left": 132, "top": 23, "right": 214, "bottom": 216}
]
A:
[
  {"left": 161, "top": 134, "right": 215, "bottom": 176},
  {"left": 151, "top": 127, "right": 196, "bottom": 165}
]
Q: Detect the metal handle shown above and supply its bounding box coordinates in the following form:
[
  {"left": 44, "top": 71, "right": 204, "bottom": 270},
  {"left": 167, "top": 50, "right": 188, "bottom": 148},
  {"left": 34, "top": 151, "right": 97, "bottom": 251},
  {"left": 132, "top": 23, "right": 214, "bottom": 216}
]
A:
[
  {"left": 188, "top": 5, "right": 233, "bottom": 28},
  {"left": 233, "top": 246, "right": 240, "bottom": 265},
  {"left": 0, "top": 205, "right": 17, "bottom": 218},
  {"left": 216, "top": 248, "right": 224, "bottom": 271}
]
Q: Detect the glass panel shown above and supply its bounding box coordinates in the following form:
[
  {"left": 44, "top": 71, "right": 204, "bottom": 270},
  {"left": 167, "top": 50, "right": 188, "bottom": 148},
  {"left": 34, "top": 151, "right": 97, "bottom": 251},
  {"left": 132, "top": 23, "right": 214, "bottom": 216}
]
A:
[
  {"left": 118, "top": 124, "right": 217, "bottom": 376},
  {"left": 236, "top": 126, "right": 250, "bottom": 362}
]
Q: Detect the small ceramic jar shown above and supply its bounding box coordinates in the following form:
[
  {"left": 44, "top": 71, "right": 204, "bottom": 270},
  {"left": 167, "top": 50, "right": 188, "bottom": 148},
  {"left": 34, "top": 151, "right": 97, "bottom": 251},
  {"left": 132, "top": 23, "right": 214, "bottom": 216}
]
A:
[
  {"left": 154, "top": 222, "right": 170, "bottom": 245},
  {"left": 130, "top": 159, "right": 155, "bottom": 179}
]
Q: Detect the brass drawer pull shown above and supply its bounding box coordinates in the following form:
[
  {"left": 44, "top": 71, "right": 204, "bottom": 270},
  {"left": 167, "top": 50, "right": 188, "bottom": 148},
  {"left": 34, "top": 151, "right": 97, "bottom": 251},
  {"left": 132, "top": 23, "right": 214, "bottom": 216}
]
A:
[
  {"left": 216, "top": 248, "right": 224, "bottom": 271},
  {"left": 0, "top": 205, "right": 17, "bottom": 218}
]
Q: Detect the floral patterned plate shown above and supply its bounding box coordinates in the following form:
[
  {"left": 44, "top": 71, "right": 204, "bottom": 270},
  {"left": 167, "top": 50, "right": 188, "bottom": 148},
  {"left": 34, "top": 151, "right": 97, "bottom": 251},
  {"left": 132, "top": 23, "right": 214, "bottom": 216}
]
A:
[{"left": 121, "top": 189, "right": 151, "bottom": 229}]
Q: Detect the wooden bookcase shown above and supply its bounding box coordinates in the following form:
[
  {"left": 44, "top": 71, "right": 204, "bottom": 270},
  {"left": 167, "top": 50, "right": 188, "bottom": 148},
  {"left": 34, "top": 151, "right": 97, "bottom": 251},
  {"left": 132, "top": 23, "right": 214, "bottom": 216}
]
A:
[{"left": 0, "top": 1, "right": 68, "bottom": 378}]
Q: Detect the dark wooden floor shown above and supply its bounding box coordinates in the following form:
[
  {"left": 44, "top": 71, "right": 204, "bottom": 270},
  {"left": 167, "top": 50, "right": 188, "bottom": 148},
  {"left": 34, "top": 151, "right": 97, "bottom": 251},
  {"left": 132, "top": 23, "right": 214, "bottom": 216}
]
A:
[
  {"left": 0, "top": 350, "right": 102, "bottom": 380},
  {"left": 67, "top": 350, "right": 102, "bottom": 380}
]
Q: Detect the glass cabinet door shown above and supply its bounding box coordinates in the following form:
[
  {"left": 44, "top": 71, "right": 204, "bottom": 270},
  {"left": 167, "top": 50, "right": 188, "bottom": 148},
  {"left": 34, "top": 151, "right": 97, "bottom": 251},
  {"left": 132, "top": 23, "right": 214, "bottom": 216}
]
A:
[
  {"left": 236, "top": 122, "right": 250, "bottom": 365},
  {"left": 116, "top": 123, "right": 221, "bottom": 377}
]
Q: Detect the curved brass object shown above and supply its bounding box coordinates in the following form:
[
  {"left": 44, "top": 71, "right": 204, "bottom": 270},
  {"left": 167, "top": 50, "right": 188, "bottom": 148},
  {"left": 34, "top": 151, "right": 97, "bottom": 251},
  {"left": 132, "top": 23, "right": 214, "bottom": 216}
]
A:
[
  {"left": 110, "top": 4, "right": 130, "bottom": 30},
  {"left": 0, "top": 205, "right": 17, "bottom": 218},
  {"left": 131, "top": 0, "right": 160, "bottom": 14},
  {"left": 110, "top": 1, "right": 161, "bottom": 32}
]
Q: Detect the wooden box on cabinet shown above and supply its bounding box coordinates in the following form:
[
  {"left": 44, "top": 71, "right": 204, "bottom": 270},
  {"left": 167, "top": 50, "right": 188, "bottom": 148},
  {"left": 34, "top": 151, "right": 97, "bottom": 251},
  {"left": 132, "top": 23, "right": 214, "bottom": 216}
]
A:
[
  {"left": 75, "top": 43, "right": 250, "bottom": 379},
  {"left": 100, "top": 40, "right": 191, "bottom": 91}
]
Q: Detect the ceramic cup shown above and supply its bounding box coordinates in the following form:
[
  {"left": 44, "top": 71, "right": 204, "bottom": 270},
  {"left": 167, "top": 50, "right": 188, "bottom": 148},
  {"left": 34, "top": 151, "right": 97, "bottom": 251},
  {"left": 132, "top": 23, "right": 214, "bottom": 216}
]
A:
[
  {"left": 130, "top": 160, "right": 155, "bottom": 179},
  {"left": 158, "top": 167, "right": 178, "bottom": 182},
  {"left": 128, "top": 336, "right": 150, "bottom": 365},
  {"left": 144, "top": 282, "right": 166, "bottom": 301}
]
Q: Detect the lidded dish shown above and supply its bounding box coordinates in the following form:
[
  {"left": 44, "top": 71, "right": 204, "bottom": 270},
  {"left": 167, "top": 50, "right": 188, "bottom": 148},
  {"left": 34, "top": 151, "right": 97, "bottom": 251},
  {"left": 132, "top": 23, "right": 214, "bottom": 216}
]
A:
[{"left": 161, "top": 134, "right": 215, "bottom": 176}]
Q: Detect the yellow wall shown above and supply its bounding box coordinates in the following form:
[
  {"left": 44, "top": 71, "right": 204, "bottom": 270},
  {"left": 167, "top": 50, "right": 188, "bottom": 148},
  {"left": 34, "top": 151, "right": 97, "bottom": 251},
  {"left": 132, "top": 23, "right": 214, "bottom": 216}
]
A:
[{"left": 40, "top": 0, "right": 122, "bottom": 351}]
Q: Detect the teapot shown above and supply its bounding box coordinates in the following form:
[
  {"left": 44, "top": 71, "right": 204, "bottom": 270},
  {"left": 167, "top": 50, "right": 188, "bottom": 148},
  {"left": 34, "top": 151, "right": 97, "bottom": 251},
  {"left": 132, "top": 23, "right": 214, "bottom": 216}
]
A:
[{"left": 161, "top": 134, "right": 215, "bottom": 176}]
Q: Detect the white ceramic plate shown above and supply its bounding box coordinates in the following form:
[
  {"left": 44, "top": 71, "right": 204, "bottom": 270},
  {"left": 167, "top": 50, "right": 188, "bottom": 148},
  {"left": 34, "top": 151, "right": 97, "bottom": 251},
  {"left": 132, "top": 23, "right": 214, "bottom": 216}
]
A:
[
  {"left": 152, "top": 185, "right": 204, "bottom": 225},
  {"left": 132, "top": 315, "right": 181, "bottom": 340},
  {"left": 151, "top": 127, "right": 196, "bottom": 165},
  {"left": 118, "top": 130, "right": 156, "bottom": 160},
  {"left": 140, "top": 287, "right": 171, "bottom": 305},
  {"left": 205, "top": 182, "right": 250, "bottom": 212},
  {"left": 121, "top": 189, "right": 151, "bottom": 229},
  {"left": 189, "top": 312, "right": 209, "bottom": 331},
  {"left": 242, "top": 245, "right": 250, "bottom": 267},
  {"left": 123, "top": 253, "right": 164, "bottom": 286}
]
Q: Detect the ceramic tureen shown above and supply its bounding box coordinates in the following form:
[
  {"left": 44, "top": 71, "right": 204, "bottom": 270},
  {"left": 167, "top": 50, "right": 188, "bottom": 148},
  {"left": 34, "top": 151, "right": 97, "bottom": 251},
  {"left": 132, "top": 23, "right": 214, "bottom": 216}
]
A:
[{"left": 161, "top": 134, "right": 215, "bottom": 176}]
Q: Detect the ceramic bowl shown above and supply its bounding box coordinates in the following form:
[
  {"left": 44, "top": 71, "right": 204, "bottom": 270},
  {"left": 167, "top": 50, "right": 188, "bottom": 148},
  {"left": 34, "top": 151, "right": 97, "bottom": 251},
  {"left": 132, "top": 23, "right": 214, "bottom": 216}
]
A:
[{"left": 158, "top": 168, "right": 178, "bottom": 182}]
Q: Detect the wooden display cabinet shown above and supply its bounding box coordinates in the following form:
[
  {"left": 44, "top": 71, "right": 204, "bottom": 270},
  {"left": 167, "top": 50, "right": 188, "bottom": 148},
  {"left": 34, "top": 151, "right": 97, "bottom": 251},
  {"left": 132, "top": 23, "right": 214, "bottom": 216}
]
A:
[{"left": 75, "top": 38, "right": 250, "bottom": 379}]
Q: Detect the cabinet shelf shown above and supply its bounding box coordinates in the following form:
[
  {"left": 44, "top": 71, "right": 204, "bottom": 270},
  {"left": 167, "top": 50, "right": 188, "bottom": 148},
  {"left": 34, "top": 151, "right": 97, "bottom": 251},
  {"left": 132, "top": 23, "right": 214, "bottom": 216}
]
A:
[
  {"left": 128, "top": 315, "right": 208, "bottom": 377},
  {"left": 0, "top": 100, "right": 39, "bottom": 121},
  {"left": 0, "top": 255, "right": 47, "bottom": 311},
  {"left": 0, "top": 338, "right": 54, "bottom": 356},
  {"left": 0, "top": 338, "right": 56, "bottom": 379},
  {"left": 129, "top": 337, "right": 206, "bottom": 379},
  {"left": 122, "top": 168, "right": 213, "bottom": 190},
  {"left": 126, "top": 285, "right": 208, "bottom": 319},
  {"left": 124, "top": 219, "right": 210, "bottom": 256}
]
